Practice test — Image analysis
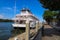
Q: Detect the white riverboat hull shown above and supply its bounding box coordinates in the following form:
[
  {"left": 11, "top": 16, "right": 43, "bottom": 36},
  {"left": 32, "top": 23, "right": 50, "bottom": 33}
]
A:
[{"left": 12, "top": 24, "right": 35, "bottom": 28}]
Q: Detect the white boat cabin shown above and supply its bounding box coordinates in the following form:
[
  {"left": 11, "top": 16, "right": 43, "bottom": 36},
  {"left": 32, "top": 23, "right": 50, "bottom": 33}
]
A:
[{"left": 12, "top": 8, "right": 39, "bottom": 28}]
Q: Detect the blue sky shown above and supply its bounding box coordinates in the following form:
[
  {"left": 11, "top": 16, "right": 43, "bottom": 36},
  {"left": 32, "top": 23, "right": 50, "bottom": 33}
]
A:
[{"left": 0, "top": 0, "right": 45, "bottom": 22}]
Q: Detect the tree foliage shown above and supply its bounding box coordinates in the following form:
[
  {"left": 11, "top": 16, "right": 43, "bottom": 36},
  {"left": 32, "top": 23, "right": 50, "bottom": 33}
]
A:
[
  {"left": 43, "top": 10, "right": 58, "bottom": 24},
  {"left": 39, "top": 0, "right": 60, "bottom": 25},
  {"left": 0, "top": 19, "right": 13, "bottom": 22},
  {"left": 39, "top": 0, "right": 60, "bottom": 11}
]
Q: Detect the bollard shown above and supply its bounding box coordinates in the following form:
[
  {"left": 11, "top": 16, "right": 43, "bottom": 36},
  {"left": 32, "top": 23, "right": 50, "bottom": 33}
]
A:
[
  {"left": 14, "top": 37, "right": 18, "bottom": 40},
  {"left": 42, "top": 25, "right": 44, "bottom": 36},
  {"left": 38, "top": 21, "right": 40, "bottom": 29},
  {"left": 38, "top": 22, "right": 40, "bottom": 29},
  {"left": 36, "top": 21, "right": 39, "bottom": 32},
  {"left": 25, "top": 20, "right": 30, "bottom": 40}
]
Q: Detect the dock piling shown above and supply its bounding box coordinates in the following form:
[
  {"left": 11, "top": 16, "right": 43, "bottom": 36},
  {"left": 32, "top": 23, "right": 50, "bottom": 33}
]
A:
[
  {"left": 25, "top": 20, "right": 30, "bottom": 40},
  {"left": 36, "top": 21, "right": 39, "bottom": 32}
]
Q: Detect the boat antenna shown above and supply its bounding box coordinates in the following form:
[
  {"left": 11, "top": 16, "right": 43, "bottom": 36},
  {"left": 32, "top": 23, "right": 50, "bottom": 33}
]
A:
[{"left": 14, "top": 0, "right": 16, "bottom": 17}]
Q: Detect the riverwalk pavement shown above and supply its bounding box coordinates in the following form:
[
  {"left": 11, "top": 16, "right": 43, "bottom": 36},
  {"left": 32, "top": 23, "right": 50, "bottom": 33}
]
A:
[
  {"left": 8, "top": 29, "right": 36, "bottom": 40},
  {"left": 33, "top": 28, "right": 42, "bottom": 40},
  {"left": 33, "top": 24, "right": 60, "bottom": 40},
  {"left": 42, "top": 24, "right": 60, "bottom": 40},
  {"left": 9, "top": 24, "right": 60, "bottom": 40}
]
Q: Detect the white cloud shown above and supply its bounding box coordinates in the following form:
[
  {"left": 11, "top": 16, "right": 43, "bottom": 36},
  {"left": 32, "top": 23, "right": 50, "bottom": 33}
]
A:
[
  {"left": 6, "top": 7, "right": 12, "bottom": 10},
  {"left": 2, "top": 7, "right": 12, "bottom": 10},
  {"left": 0, "top": 15, "right": 4, "bottom": 19},
  {"left": 2, "top": 7, "right": 19, "bottom": 12}
]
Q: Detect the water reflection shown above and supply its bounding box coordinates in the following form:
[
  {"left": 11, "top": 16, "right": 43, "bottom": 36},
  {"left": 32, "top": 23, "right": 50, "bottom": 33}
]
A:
[{"left": 0, "top": 22, "right": 13, "bottom": 40}]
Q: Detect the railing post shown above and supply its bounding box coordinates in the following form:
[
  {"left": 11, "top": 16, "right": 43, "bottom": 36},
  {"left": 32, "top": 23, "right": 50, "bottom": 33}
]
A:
[
  {"left": 38, "top": 22, "right": 40, "bottom": 29},
  {"left": 25, "top": 20, "right": 30, "bottom": 40},
  {"left": 36, "top": 21, "right": 39, "bottom": 32}
]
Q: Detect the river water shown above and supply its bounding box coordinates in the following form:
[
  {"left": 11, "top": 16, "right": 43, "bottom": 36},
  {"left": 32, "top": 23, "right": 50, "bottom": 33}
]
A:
[{"left": 0, "top": 22, "right": 13, "bottom": 40}]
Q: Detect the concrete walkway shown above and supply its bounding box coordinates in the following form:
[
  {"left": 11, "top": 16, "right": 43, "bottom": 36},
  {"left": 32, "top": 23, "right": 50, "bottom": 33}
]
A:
[
  {"left": 33, "top": 24, "right": 60, "bottom": 40},
  {"left": 33, "top": 29, "right": 42, "bottom": 40},
  {"left": 42, "top": 25, "right": 60, "bottom": 40}
]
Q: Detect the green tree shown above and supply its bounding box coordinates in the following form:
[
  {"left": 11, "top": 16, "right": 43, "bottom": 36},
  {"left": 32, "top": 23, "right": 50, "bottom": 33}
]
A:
[
  {"left": 39, "top": 0, "right": 60, "bottom": 25},
  {"left": 43, "top": 10, "right": 58, "bottom": 24},
  {"left": 39, "top": 0, "right": 60, "bottom": 11}
]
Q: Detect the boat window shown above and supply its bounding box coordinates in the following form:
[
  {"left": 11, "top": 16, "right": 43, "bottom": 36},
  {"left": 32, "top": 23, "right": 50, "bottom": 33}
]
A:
[
  {"left": 22, "top": 11, "right": 26, "bottom": 13},
  {"left": 20, "top": 16, "right": 23, "bottom": 17},
  {"left": 16, "top": 16, "right": 19, "bottom": 18},
  {"left": 16, "top": 20, "right": 18, "bottom": 22},
  {"left": 20, "top": 20, "right": 26, "bottom": 24},
  {"left": 16, "top": 16, "right": 17, "bottom": 17}
]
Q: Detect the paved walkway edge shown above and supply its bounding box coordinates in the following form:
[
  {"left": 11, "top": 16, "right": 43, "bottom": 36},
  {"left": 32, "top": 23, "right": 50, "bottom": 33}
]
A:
[
  {"left": 31, "top": 28, "right": 41, "bottom": 40},
  {"left": 31, "top": 32, "right": 37, "bottom": 40}
]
